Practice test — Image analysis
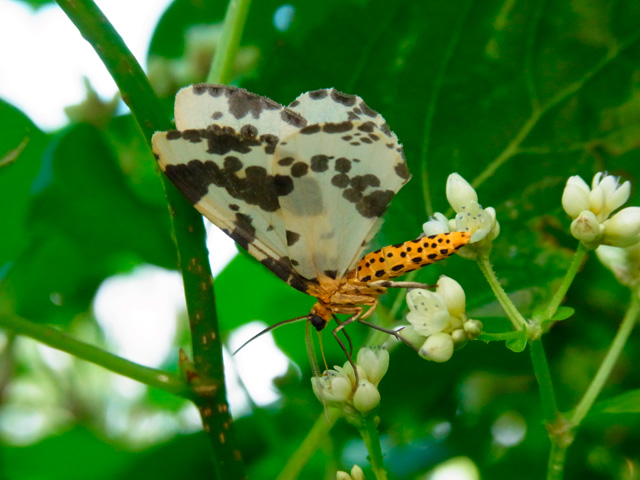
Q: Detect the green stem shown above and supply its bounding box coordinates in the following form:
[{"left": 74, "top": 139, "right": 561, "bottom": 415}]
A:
[
  {"left": 542, "top": 243, "right": 588, "bottom": 321},
  {"left": 54, "top": 1, "right": 244, "bottom": 477},
  {"left": 276, "top": 410, "right": 339, "bottom": 480},
  {"left": 529, "top": 338, "right": 558, "bottom": 422},
  {"left": 570, "top": 293, "right": 640, "bottom": 426},
  {"left": 476, "top": 254, "right": 528, "bottom": 330},
  {"left": 0, "top": 312, "right": 190, "bottom": 397},
  {"left": 546, "top": 439, "right": 570, "bottom": 480},
  {"left": 359, "top": 414, "right": 388, "bottom": 480},
  {"left": 206, "top": 0, "right": 253, "bottom": 84}
]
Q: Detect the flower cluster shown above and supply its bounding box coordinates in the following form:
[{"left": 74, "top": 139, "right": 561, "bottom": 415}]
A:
[
  {"left": 423, "top": 173, "right": 500, "bottom": 258},
  {"left": 399, "top": 276, "right": 482, "bottom": 362},
  {"left": 336, "top": 465, "right": 365, "bottom": 480},
  {"left": 311, "top": 347, "right": 389, "bottom": 415},
  {"left": 562, "top": 172, "right": 640, "bottom": 249}
]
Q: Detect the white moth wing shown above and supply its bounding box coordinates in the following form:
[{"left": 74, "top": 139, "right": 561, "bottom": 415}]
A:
[
  {"left": 273, "top": 120, "right": 410, "bottom": 281},
  {"left": 174, "top": 84, "right": 307, "bottom": 138},
  {"left": 151, "top": 127, "right": 311, "bottom": 293},
  {"left": 288, "top": 88, "right": 389, "bottom": 129}
]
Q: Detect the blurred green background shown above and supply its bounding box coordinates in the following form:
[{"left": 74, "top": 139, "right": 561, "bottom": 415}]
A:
[{"left": 1, "top": 0, "right": 640, "bottom": 478}]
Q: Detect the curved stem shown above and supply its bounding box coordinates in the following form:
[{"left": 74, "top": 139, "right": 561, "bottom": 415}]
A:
[
  {"left": 359, "top": 414, "right": 388, "bottom": 480},
  {"left": 53, "top": 1, "right": 245, "bottom": 477},
  {"left": 206, "top": 0, "right": 253, "bottom": 84},
  {"left": 529, "top": 337, "right": 558, "bottom": 422},
  {"left": 476, "top": 254, "right": 528, "bottom": 330},
  {"left": 0, "top": 311, "right": 190, "bottom": 397},
  {"left": 542, "top": 243, "right": 588, "bottom": 321},
  {"left": 276, "top": 409, "right": 339, "bottom": 480},
  {"left": 570, "top": 293, "right": 640, "bottom": 426}
]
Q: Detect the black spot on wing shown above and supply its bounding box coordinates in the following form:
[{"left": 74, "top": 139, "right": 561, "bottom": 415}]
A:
[
  {"left": 281, "top": 108, "right": 307, "bottom": 128},
  {"left": 323, "top": 121, "right": 353, "bottom": 133},
  {"left": 300, "top": 124, "right": 321, "bottom": 134},
  {"left": 395, "top": 161, "right": 410, "bottom": 180},
  {"left": 330, "top": 90, "right": 357, "bottom": 106},
  {"left": 323, "top": 270, "right": 338, "bottom": 279},
  {"left": 310, "top": 155, "right": 330, "bottom": 172},
  {"left": 356, "top": 190, "right": 395, "bottom": 218},
  {"left": 359, "top": 101, "right": 378, "bottom": 117},
  {"left": 309, "top": 89, "right": 329, "bottom": 100},
  {"left": 225, "top": 87, "right": 281, "bottom": 120},
  {"left": 286, "top": 230, "right": 301, "bottom": 246},
  {"left": 228, "top": 212, "right": 255, "bottom": 251},
  {"left": 163, "top": 153, "right": 293, "bottom": 211},
  {"left": 260, "top": 256, "right": 310, "bottom": 294},
  {"left": 291, "top": 162, "right": 309, "bottom": 177}
]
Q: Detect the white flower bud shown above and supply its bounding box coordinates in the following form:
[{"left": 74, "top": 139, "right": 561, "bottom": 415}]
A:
[
  {"left": 464, "top": 319, "right": 483, "bottom": 338},
  {"left": 446, "top": 173, "right": 478, "bottom": 212},
  {"left": 603, "top": 180, "right": 631, "bottom": 218},
  {"left": 596, "top": 243, "right": 640, "bottom": 287},
  {"left": 353, "top": 380, "right": 381, "bottom": 414},
  {"left": 336, "top": 472, "right": 352, "bottom": 480},
  {"left": 436, "top": 275, "right": 466, "bottom": 318},
  {"left": 451, "top": 328, "right": 468, "bottom": 347},
  {"left": 419, "top": 332, "right": 454, "bottom": 362},
  {"left": 570, "top": 210, "right": 602, "bottom": 244},
  {"left": 602, "top": 207, "right": 640, "bottom": 247},
  {"left": 311, "top": 375, "right": 353, "bottom": 403},
  {"left": 339, "top": 362, "right": 368, "bottom": 387},
  {"left": 357, "top": 347, "right": 389, "bottom": 386},
  {"left": 562, "top": 176, "right": 591, "bottom": 218},
  {"left": 350, "top": 465, "right": 365, "bottom": 480},
  {"left": 423, "top": 214, "right": 450, "bottom": 235}
]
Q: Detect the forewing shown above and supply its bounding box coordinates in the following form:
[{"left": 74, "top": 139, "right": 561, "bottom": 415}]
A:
[
  {"left": 273, "top": 120, "right": 410, "bottom": 281},
  {"left": 151, "top": 127, "right": 311, "bottom": 293},
  {"left": 174, "top": 84, "right": 307, "bottom": 138},
  {"left": 288, "top": 88, "right": 389, "bottom": 129}
]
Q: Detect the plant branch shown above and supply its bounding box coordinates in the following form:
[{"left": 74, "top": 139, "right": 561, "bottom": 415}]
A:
[
  {"left": 542, "top": 243, "right": 587, "bottom": 321},
  {"left": 529, "top": 337, "right": 558, "bottom": 422},
  {"left": 206, "top": 0, "right": 253, "bottom": 84},
  {"left": 476, "top": 254, "right": 528, "bottom": 330},
  {"left": 0, "top": 311, "right": 190, "bottom": 397},
  {"left": 276, "top": 409, "right": 339, "bottom": 480},
  {"left": 54, "top": 1, "right": 244, "bottom": 477},
  {"left": 359, "top": 413, "right": 388, "bottom": 480},
  {"left": 570, "top": 293, "right": 640, "bottom": 426}
]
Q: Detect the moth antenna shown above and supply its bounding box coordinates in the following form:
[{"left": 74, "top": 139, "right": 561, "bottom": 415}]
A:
[
  {"left": 232, "top": 314, "right": 309, "bottom": 355},
  {"left": 316, "top": 329, "right": 329, "bottom": 374}
]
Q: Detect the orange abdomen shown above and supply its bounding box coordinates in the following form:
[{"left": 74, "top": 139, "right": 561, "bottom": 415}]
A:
[{"left": 353, "top": 231, "right": 471, "bottom": 283}]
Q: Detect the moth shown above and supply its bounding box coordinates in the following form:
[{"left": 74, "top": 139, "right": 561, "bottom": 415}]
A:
[{"left": 152, "top": 84, "right": 469, "bottom": 354}]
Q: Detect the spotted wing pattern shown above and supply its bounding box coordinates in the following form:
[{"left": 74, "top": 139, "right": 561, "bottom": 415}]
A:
[{"left": 152, "top": 84, "right": 409, "bottom": 292}]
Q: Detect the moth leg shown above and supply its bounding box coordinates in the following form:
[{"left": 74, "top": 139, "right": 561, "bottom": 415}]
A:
[
  {"left": 368, "top": 280, "right": 435, "bottom": 289},
  {"left": 356, "top": 319, "right": 419, "bottom": 352},
  {"left": 332, "top": 309, "right": 362, "bottom": 388},
  {"left": 332, "top": 314, "right": 353, "bottom": 356}
]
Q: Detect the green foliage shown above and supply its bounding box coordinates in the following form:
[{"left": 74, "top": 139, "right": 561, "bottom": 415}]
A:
[{"left": 2, "top": 0, "right": 640, "bottom": 479}]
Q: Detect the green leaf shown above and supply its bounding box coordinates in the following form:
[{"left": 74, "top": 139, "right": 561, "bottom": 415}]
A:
[
  {"left": 479, "top": 329, "right": 528, "bottom": 353},
  {"left": 0, "top": 99, "right": 47, "bottom": 268},
  {"left": 591, "top": 389, "right": 640, "bottom": 415},
  {"left": 0, "top": 123, "right": 176, "bottom": 324},
  {"left": 551, "top": 306, "right": 575, "bottom": 322}
]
